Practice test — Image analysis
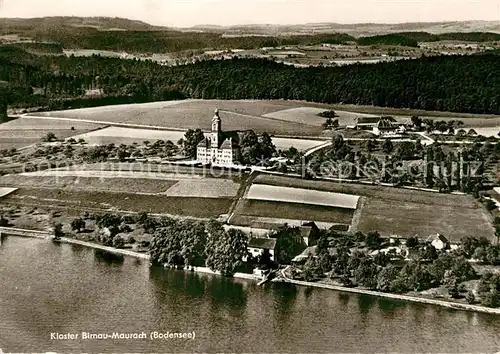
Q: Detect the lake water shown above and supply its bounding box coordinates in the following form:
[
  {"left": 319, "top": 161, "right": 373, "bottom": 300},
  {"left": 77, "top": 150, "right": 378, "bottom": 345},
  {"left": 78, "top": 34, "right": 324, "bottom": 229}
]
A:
[{"left": 1, "top": 236, "right": 500, "bottom": 353}]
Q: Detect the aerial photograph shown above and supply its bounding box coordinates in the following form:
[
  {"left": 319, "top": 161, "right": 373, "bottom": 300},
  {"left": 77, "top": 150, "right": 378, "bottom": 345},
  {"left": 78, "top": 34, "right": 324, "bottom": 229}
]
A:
[{"left": 0, "top": 0, "right": 500, "bottom": 352}]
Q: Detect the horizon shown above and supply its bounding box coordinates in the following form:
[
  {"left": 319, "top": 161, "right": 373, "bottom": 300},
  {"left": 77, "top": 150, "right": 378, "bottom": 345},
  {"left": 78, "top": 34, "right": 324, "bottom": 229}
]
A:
[{"left": 0, "top": 0, "right": 499, "bottom": 28}]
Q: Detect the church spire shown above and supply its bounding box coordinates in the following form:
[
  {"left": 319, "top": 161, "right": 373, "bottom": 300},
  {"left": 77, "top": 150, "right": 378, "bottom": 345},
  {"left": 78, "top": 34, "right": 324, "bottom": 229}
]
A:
[{"left": 212, "top": 108, "right": 221, "bottom": 132}]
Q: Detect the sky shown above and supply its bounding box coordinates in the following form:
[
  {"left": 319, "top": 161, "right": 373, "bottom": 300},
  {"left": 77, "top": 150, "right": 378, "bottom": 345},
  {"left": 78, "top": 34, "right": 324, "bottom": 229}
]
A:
[{"left": 0, "top": 0, "right": 498, "bottom": 27}]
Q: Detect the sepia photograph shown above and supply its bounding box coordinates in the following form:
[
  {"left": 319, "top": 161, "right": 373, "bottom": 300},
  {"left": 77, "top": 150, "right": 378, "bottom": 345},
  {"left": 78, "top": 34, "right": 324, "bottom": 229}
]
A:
[{"left": 0, "top": 0, "right": 500, "bottom": 352}]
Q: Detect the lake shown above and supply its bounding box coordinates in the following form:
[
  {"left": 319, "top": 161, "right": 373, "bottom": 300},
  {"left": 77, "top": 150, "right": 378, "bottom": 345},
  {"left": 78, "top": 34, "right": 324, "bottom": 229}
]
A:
[{"left": 1, "top": 236, "right": 499, "bottom": 353}]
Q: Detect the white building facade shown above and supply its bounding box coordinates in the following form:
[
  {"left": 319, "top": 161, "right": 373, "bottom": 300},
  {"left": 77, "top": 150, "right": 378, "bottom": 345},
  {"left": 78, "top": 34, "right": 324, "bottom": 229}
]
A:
[{"left": 196, "top": 109, "right": 240, "bottom": 166}]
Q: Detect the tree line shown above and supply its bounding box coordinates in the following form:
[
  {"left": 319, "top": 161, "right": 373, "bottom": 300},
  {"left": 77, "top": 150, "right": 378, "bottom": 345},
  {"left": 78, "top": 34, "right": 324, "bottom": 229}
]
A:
[
  {"left": 1, "top": 47, "right": 499, "bottom": 115},
  {"left": 357, "top": 31, "right": 500, "bottom": 47}
]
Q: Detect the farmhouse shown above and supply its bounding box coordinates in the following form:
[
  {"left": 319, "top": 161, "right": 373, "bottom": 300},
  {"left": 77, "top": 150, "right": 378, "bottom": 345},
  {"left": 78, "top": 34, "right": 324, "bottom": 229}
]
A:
[{"left": 196, "top": 109, "right": 241, "bottom": 166}]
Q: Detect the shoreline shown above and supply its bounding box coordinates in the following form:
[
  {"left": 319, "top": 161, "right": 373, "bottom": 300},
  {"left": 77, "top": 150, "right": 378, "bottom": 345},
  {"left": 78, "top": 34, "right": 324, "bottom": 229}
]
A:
[
  {"left": 3, "top": 227, "right": 500, "bottom": 314},
  {"left": 273, "top": 274, "right": 500, "bottom": 315},
  {"left": 0, "top": 227, "right": 260, "bottom": 281}
]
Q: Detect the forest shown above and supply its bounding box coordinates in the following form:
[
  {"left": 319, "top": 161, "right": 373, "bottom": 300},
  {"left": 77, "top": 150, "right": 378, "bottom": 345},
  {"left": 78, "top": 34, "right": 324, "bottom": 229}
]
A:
[
  {"left": 1, "top": 46, "right": 499, "bottom": 115},
  {"left": 357, "top": 31, "right": 500, "bottom": 47}
]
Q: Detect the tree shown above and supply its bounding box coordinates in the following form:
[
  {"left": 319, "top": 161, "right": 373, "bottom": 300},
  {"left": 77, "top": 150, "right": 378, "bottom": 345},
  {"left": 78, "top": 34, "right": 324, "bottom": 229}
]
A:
[
  {"left": 366, "top": 231, "right": 383, "bottom": 249},
  {"left": 444, "top": 271, "right": 460, "bottom": 298},
  {"left": 53, "top": 222, "right": 64, "bottom": 240},
  {"left": 303, "top": 256, "right": 320, "bottom": 281},
  {"left": 205, "top": 221, "right": 249, "bottom": 277},
  {"left": 317, "top": 110, "right": 338, "bottom": 118},
  {"left": 240, "top": 130, "right": 259, "bottom": 147},
  {"left": 0, "top": 81, "right": 10, "bottom": 123},
  {"left": 112, "top": 235, "right": 125, "bottom": 248},
  {"left": 382, "top": 139, "right": 394, "bottom": 154},
  {"left": 365, "top": 139, "right": 377, "bottom": 152},
  {"left": 478, "top": 273, "right": 500, "bottom": 307},
  {"left": 96, "top": 213, "right": 121, "bottom": 229},
  {"left": 376, "top": 264, "right": 400, "bottom": 292},
  {"left": 181, "top": 221, "right": 207, "bottom": 267},
  {"left": 465, "top": 290, "right": 476, "bottom": 304},
  {"left": 275, "top": 227, "right": 307, "bottom": 264},
  {"left": 0, "top": 215, "right": 9, "bottom": 227},
  {"left": 70, "top": 218, "right": 86, "bottom": 233},
  {"left": 411, "top": 116, "right": 422, "bottom": 130},
  {"left": 354, "top": 258, "right": 378, "bottom": 289},
  {"left": 182, "top": 129, "right": 205, "bottom": 158},
  {"left": 472, "top": 246, "right": 487, "bottom": 263},
  {"left": 259, "top": 132, "right": 277, "bottom": 159},
  {"left": 406, "top": 236, "right": 419, "bottom": 248},
  {"left": 42, "top": 132, "right": 58, "bottom": 142}
]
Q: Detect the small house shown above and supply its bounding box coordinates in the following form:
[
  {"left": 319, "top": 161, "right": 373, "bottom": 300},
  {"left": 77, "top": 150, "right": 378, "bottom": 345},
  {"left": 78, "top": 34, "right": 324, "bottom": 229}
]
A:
[
  {"left": 247, "top": 237, "right": 277, "bottom": 262},
  {"left": 426, "top": 233, "right": 450, "bottom": 250},
  {"left": 351, "top": 116, "right": 384, "bottom": 130}
]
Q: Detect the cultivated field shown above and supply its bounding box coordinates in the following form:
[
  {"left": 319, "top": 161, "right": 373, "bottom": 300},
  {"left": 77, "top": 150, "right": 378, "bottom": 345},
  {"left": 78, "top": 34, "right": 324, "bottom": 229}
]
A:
[
  {"left": 252, "top": 174, "right": 495, "bottom": 240},
  {"left": 0, "top": 117, "right": 104, "bottom": 149},
  {"left": 71, "top": 126, "right": 326, "bottom": 151},
  {"left": 33, "top": 99, "right": 323, "bottom": 136},
  {"left": 0, "top": 187, "right": 18, "bottom": 198},
  {"left": 0, "top": 175, "right": 178, "bottom": 194},
  {"left": 48, "top": 162, "right": 247, "bottom": 181},
  {"left": 230, "top": 199, "right": 355, "bottom": 227},
  {"left": 28, "top": 99, "right": 500, "bottom": 139},
  {"left": 245, "top": 184, "right": 359, "bottom": 209},
  {"left": 164, "top": 179, "right": 240, "bottom": 198},
  {"left": 69, "top": 126, "right": 186, "bottom": 145},
  {"left": 3, "top": 188, "right": 234, "bottom": 218},
  {"left": 272, "top": 137, "right": 326, "bottom": 151},
  {"left": 263, "top": 107, "right": 376, "bottom": 127},
  {"left": 8, "top": 170, "right": 242, "bottom": 198}
]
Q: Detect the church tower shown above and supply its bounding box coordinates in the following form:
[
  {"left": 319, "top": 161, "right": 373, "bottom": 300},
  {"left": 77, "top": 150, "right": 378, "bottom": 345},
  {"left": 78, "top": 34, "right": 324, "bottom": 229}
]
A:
[{"left": 211, "top": 108, "right": 222, "bottom": 148}]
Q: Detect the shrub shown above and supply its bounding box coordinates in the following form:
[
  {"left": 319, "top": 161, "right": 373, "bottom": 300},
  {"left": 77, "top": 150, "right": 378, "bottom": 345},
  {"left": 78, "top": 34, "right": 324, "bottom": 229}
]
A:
[
  {"left": 0, "top": 215, "right": 9, "bottom": 227},
  {"left": 53, "top": 222, "right": 64, "bottom": 239},
  {"left": 127, "top": 236, "right": 136, "bottom": 244},
  {"left": 112, "top": 235, "right": 125, "bottom": 248},
  {"left": 70, "top": 218, "right": 86, "bottom": 232}
]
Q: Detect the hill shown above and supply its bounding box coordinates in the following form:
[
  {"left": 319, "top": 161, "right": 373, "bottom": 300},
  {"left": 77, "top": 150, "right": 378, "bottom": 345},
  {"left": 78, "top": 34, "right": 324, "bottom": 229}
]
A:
[
  {"left": 0, "top": 16, "right": 170, "bottom": 32},
  {"left": 191, "top": 20, "right": 500, "bottom": 36}
]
